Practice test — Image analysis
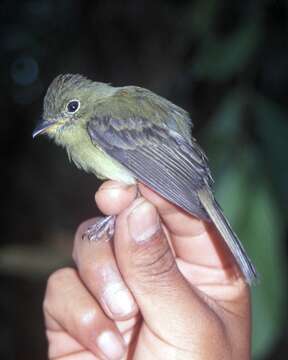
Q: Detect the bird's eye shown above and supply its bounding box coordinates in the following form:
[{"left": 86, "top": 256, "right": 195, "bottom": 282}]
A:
[{"left": 67, "top": 100, "right": 80, "bottom": 113}]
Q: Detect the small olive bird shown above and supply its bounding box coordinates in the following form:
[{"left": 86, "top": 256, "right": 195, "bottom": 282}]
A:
[{"left": 33, "top": 74, "right": 257, "bottom": 284}]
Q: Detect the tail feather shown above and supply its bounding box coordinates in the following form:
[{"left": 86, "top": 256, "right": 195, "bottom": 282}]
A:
[{"left": 198, "top": 187, "right": 258, "bottom": 285}]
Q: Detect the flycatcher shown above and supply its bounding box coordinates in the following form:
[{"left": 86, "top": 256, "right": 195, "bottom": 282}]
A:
[{"left": 33, "top": 74, "right": 257, "bottom": 284}]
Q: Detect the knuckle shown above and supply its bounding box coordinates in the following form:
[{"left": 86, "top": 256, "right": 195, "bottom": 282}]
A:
[
  {"left": 72, "top": 237, "right": 78, "bottom": 262},
  {"left": 80, "top": 260, "right": 99, "bottom": 280},
  {"left": 76, "top": 307, "right": 98, "bottom": 331},
  {"left": 133, "top": 238, "right": 177, "bottom": 283},
  {"left": 44, "top": 268, "right": 76, "bottom": 308},
  {"left": 46, "top": 267, "right": 76, "bottom": 291},
  {"left": 42, "top": 296, "right": 49, "bottom": 316}
]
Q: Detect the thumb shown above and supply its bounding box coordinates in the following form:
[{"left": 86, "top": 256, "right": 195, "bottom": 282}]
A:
[{"left": 113, "top": 198, "right": 220, "bottom": 348}]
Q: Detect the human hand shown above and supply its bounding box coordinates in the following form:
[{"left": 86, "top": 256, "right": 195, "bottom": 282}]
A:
[{"left": 44, "top": 181, "right": 251, "bottom": 359}]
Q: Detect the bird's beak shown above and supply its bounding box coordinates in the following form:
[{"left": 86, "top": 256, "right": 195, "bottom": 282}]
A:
[{"left": 32, "top": 119, "right": 59, "bottom": 138}]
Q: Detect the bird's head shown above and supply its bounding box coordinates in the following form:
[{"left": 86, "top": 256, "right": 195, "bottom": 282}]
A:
[{"left": 32, "top": 73, "right": 112, "bottom": 144}]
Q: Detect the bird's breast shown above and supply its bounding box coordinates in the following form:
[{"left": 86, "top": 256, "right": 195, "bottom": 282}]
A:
[{"left": 66, "top": 131, "right": 136, "bottom": 185}]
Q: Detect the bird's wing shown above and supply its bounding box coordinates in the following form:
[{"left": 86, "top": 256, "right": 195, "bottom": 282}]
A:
[{"left": 87, "top": 105, "right": 213, "bottom": 220}]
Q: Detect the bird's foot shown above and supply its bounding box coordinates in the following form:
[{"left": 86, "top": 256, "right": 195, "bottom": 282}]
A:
[{"left": 82, "top": 215, "right": 116, "bottom": 242}]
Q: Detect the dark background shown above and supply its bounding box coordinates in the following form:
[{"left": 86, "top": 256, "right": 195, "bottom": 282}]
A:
[{"left": 0, "top": 0, "right": 287, "bottom": 358}]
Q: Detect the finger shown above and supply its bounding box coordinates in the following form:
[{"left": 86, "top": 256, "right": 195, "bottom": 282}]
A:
[
  {"left": 44, "top": 268, "right": 126, "bottom": 360},
  {"left": 138, "top": 183, "right": 235, "bottom": 270},
  {"left": 73, "top": 219, "right": 138, "bottom": 320},
  {"left": 113, "top": 198, "right": 223, "bottom": 349},
  {"left": 95, "top": 181, "right": 137, "bottom": 215}
]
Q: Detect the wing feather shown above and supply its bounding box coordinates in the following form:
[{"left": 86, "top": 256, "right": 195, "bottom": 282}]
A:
[{"left": 87, "top": 115, "right": 212, "bottom": 219}]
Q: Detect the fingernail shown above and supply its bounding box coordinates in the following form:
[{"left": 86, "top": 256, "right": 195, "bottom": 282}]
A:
[
  {"left": 128, "top": 201, "right": 160, "bottom": 243},
  {"left": 97, "top": 331, "right": 125, "bottom": 360},
  {"left": 100, "top": 267, "right": 136, "bottom": 317},
  {"left": 103, "top": 282, "right": 136, "bottom": 317}
]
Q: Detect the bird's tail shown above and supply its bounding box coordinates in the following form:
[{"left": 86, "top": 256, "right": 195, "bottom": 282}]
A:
[{"left": 198, "top": 187, "right": 258, "bottom": 285}]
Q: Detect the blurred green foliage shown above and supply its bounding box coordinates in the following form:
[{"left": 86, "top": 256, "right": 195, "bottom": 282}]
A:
[{"left": 193, "top": 0, "right": 288, "bottom": 356}]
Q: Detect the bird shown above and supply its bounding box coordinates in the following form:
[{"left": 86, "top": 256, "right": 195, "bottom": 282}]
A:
[{"left": 32, "top": 73, "right": 257, "bottom": 284}]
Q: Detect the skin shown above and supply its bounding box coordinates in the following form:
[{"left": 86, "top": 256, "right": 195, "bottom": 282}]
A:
[{"left": 44, "top": 181, "right": 251, "bottom": 360}]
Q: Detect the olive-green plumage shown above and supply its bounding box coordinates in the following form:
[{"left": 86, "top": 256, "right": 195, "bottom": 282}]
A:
[{"left": 33, "top": 73, "right": 257, "bottom": 284}]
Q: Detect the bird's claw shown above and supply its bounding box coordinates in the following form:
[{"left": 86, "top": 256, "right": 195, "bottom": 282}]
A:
[{"left": 82, "top": 215, "right": 115, "bottom": 242}]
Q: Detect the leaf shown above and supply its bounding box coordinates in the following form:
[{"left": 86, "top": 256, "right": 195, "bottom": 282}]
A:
[
  {"left": 190, "top": 0, "right": 219, "bottom": 37},
  {"left": 199, "top": 90, "right": 245, "bottom": 172},
  {"left": 206, "top": 90, "right": 244, "bottom": 138},
  {"left": 248, "top": 186, "right": 286, "bottom": 359},
  {"left": 254, "top": 96, "right": 288, "bottom": 207},
  {"left": 192, "top": 21, "right": 261, "bottom": 81}
]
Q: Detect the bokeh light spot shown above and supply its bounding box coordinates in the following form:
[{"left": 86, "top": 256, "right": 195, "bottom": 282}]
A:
[{"left": 10, "top": 56, "right": 39, "bottom": 86}]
